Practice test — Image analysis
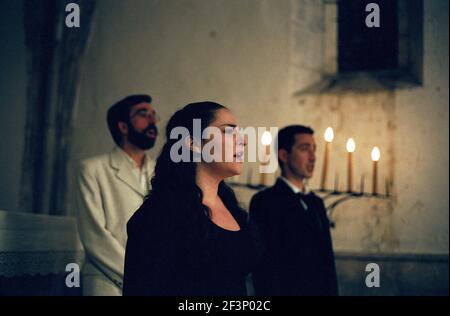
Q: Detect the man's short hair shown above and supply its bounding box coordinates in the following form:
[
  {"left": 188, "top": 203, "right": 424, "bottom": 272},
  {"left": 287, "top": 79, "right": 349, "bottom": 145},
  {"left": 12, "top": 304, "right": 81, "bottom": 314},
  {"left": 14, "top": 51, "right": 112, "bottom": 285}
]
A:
[
  {"left": 107, "top": 94, "right": 152, "bottom": 146},
  {"left": 276, "top": 125, "right": 314, "bottom": 168}
]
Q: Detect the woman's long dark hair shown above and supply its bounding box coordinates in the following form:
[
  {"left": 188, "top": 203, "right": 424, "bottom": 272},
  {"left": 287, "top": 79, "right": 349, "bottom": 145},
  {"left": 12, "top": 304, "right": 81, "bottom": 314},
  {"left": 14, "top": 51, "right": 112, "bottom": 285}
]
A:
[{"left": 146, "top": 101, "right": 246, "bottom": 238}]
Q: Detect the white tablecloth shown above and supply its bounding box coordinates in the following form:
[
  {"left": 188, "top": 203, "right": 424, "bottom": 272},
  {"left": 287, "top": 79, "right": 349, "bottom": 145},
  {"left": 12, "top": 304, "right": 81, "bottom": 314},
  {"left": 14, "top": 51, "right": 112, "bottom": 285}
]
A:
[{"left": 0, "top": 210, "right": 84, "bottom": 277}]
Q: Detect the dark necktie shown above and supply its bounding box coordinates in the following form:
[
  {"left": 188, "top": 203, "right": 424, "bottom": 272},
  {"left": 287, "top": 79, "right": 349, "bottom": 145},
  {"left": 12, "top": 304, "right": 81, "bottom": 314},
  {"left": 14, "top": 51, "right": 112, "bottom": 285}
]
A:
[{"left": 296, "top": 192, "right": 309, "bottom": 211}]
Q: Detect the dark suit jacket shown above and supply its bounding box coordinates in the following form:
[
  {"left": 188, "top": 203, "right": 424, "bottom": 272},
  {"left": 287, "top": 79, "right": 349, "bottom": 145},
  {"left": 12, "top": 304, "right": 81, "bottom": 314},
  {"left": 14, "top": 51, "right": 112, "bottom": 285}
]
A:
[{"left": 249, "top": 178, "right": 338, "bottom": 296}]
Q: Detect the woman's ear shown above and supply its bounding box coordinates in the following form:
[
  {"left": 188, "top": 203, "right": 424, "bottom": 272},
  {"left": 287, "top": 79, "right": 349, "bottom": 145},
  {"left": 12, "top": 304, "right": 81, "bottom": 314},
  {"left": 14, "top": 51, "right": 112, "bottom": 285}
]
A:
[{"left": 184, "top": 136, "right": 202, "bottom": 154}]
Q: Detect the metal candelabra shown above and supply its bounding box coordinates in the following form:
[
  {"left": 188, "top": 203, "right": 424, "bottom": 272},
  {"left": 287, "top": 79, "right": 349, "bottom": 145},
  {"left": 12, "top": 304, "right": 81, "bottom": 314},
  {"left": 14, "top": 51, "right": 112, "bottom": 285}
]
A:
[{"left": 228, "top": 181, "right": 391, "bottom": 228}]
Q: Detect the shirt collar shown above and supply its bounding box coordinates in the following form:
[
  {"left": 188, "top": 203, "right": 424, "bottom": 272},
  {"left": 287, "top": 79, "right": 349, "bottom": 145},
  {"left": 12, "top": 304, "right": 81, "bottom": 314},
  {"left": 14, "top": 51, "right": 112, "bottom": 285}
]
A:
[
  {"left": 117, "top": 146, "right": 152, "bottom": 171},
  {"left": 279, "top": 176, "right": 311, "bottom": 195}
]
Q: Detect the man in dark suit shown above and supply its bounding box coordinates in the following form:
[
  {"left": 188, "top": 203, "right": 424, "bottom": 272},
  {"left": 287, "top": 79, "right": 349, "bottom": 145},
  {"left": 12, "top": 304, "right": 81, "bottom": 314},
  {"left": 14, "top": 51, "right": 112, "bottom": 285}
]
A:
[{"left": 250, "top": 125, "right": 338, "bottom": 296}]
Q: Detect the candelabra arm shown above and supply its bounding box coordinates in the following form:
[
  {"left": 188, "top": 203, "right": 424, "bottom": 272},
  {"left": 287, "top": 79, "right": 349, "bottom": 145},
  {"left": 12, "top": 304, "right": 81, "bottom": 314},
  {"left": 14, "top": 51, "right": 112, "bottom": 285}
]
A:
[{"left": 228, "top": 182, "right": 390, "bottom": 229}]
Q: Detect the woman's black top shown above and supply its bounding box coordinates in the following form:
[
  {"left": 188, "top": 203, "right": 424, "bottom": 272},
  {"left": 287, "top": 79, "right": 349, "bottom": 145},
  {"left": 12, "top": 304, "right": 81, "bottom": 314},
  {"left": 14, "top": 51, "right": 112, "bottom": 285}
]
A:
[{"left": 123, "top": 198, "right": 262, "bottom": 296}]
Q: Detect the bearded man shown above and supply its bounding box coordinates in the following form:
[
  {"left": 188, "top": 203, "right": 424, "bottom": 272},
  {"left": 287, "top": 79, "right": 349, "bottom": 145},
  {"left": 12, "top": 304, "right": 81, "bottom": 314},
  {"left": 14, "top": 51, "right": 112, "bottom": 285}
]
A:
[{"left": 75, "top": 95, "right": 158, "bottom": 296}]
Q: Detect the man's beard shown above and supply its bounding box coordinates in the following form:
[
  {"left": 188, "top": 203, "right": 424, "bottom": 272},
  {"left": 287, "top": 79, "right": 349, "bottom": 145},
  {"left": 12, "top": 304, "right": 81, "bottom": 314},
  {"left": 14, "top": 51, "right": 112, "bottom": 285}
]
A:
[{"left": 127, "top": 123, "right": 158, "bottom": 150}]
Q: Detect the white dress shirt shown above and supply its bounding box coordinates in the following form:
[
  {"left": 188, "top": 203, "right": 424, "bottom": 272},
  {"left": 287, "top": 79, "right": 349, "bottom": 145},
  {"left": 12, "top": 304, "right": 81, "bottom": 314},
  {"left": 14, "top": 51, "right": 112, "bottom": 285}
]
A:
[
  {"left": 118, "top": 148, "right": 152, "bottom": 193},
  {"left": 279, "top": 176, "right": 310, "bottom": 211}
]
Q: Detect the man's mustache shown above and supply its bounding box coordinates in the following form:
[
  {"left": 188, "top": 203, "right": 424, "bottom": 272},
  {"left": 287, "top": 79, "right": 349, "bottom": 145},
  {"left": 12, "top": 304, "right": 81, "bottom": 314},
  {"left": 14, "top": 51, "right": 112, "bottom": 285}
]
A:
[{"left": 145, "top": 124, "right": 158, "bottom": 135}]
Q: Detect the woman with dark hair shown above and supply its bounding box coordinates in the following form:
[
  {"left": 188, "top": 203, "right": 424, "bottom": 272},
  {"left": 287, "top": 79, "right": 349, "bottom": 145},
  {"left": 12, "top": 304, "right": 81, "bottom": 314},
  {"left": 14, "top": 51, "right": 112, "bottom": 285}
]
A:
[{"left": 123, "top": 101, "right": 261, "bottom": 296}]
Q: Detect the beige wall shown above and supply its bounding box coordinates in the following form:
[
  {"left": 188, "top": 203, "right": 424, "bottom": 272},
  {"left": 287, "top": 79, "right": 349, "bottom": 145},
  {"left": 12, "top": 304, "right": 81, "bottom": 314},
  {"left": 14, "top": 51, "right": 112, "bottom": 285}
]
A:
[
  {"left": 393, "top": 0, "right": 449, "bottom": 253},
  {"left": 0, "top": 0, "right": 447, "bottom": 255},
  {"left": 71, "top": 0, "right": 448, "bottom": 254}
]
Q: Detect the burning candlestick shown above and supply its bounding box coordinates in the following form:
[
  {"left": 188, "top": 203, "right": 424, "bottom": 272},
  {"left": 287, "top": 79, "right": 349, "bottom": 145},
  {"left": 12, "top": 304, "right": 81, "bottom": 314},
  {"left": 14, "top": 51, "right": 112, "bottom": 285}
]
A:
[
  {"left": 259, "top": 131, "right": 272, "bottom": 186},
  {"left": 371, "top": 146, "right": 381, "bottom": 195},
  {"left": 346, "top": 138, "right": 356, "bottom": 192},
  {"left": 320, "top": 127, "right": 334, "bottom": 190}
]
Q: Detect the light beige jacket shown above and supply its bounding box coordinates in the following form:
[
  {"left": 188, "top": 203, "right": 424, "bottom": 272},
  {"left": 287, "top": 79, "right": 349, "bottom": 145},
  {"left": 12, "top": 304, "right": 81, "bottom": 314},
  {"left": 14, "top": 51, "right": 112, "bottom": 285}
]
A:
[{"left": 75, "top": 147, "right": 154, "bottom": 292}]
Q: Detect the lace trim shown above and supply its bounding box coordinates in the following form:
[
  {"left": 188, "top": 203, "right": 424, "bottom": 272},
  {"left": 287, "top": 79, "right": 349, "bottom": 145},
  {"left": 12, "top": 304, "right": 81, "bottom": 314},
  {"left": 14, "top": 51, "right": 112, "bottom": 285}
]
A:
[{"left": 0, "top": 251, "right": 85, "bottom": 277}]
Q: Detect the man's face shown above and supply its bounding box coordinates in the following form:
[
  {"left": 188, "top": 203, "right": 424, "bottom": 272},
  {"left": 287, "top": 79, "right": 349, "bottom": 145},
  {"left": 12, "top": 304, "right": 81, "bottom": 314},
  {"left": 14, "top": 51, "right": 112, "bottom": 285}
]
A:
[
  {"left": 125, "top": 102, "right": 158, "bottom": 150},
  {"left": 281, "top": 133, "right": 317, "bottom": 179}
]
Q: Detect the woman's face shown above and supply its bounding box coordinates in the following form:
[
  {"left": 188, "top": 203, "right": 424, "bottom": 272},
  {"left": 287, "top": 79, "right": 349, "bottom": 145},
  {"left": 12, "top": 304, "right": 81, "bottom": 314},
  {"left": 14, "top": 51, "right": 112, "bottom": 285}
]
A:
[{"left": 200, "top": 108, "right": 246, "bottom": 179}]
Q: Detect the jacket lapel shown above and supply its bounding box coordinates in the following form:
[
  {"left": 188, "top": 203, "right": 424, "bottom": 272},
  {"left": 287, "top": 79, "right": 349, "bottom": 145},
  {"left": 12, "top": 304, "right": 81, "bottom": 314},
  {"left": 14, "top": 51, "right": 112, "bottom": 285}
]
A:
[{"left": 110, "top": 147, "right": 146, "bottom": 197}]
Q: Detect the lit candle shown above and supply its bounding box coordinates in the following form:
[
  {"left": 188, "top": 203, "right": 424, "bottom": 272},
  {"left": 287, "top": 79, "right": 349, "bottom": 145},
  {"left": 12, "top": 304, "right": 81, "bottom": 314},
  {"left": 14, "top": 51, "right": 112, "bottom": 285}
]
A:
[
  {"left": 346, "top": 138, "right": 356, "bottom": 192},
  {"left": 260, "top": 131, "right": 272, "bottom": 186},
  {"left": 371, "top": 146, "right": 381, "bottom": 195},
  {"left": 320, "top": 127, "right": 334, "bottom": 190}
]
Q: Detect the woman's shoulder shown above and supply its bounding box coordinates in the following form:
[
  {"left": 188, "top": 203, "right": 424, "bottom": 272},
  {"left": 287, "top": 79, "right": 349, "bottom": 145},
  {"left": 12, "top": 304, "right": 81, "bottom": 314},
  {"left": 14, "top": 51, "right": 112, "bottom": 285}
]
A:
[{"left": 127, "top": 197, "right": 170, "bottom": 233}]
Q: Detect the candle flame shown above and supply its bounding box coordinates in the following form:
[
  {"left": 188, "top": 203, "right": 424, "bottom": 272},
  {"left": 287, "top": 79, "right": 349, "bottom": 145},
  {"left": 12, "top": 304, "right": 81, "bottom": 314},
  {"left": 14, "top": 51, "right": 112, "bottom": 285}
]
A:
[
  {"left": 346, "top": 138, "right": 356, "bottom": 153},
  {"left": 324, "top": 127, "right": 334, "bottom": 143},
  {"left": 371, "top": 146, "right": 381, "bottom": 161},
  {"left": 261, "top": 131, "right": 272, "bottom": 146}
]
